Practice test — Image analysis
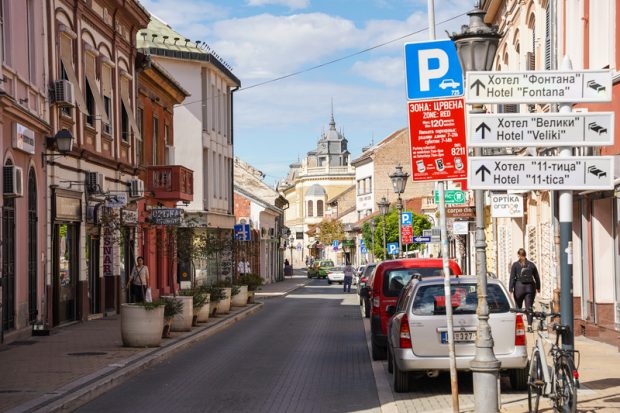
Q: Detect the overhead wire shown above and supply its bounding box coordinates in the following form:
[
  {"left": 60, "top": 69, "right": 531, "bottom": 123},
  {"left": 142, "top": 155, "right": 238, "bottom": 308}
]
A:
[{"left": 175, "top": 11, "right": 469, "bottom": 108}]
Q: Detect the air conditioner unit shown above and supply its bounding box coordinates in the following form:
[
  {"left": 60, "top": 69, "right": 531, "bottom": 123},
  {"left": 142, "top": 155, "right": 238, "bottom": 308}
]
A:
[
  {"left": 129, "top": 178, "right": 144, "bottom": 198},
  {"left": 54, "top": 79, "right": 74, "bottom": 107},
  {"left": 85, "top": 171, "right": 104, "bottom": 194},
  {"left": 3, "top": 165, "right": 23, "bottom": 197}
]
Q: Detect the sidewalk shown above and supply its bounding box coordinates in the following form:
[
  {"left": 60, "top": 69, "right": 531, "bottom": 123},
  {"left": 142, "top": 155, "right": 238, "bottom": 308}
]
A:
[
  {"left": 0, "top": 303, "right": 262, "bottom": 413},
  {"left": 256, "top": 271, "right": 311, "bottom": 299}
]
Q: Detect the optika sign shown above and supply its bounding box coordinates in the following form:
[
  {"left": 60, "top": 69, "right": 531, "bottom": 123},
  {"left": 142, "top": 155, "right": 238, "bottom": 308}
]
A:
[{"left": 490, "top": 193, "right": 524, "bottom": 218}]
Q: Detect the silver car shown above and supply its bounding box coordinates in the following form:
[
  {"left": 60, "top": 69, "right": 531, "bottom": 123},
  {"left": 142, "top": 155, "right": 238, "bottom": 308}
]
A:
[
  {"left": 386, "top": 276, "right": 528, "bottom": 393},
  {"left": 327, "top": 267, "right": 345, "bottom": 284}
]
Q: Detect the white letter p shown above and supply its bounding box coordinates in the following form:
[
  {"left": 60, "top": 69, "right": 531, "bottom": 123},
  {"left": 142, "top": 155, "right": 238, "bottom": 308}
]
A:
[{"left": 418, "top": 49, "right": 449, "bottom": 91}]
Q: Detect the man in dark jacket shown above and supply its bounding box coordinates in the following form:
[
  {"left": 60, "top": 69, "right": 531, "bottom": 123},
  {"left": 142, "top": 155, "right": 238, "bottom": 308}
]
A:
[{"left": 509, "top": 248, "right": 541, "bottom": 332}]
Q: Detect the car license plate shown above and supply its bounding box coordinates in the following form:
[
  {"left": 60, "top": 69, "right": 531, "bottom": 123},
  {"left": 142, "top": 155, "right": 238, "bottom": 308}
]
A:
[{"left": 441, "top": 331, "right": 476, "bottom": 343}]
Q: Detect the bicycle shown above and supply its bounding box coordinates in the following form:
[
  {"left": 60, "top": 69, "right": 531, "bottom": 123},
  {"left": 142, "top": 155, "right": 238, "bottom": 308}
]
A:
[{"left": 510, "top": 308, "right": 580, "bottom": 413}]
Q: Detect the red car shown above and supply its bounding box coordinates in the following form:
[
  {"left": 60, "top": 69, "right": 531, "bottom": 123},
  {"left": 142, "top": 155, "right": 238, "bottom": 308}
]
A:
[{"left": 367, "top": 258, "right": 462, "bottom": 360}]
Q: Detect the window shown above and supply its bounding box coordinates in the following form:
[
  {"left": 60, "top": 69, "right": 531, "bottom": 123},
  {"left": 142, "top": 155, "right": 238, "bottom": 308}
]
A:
[
  {"left": 317, "top": 200, "right": 324, "bottom": 217},
  {"left": 383, "top": 267, "right": 454, "bottom": 298},
  {"left": 26, "top": 0, "right": 35, "bottom": 82},
  {"left": 59, "top": 33, "right": 88, "bottom": 116},
  {"left": 152, "top": 117, "right": 159, "bottom": 165},
  {"left": 0, "top": 0, "right": 5, "bottom": 64},
  {"left": 121, "top": 101, "right": 129, "bottom": 142},
  {"left": 307, "top": 200, "right": 313, "bottom": 217},
  {"left": 211, "top": 82, "right": 216, "bottom": 131},
  {"left": 60, "top": 64, "right": 71, "bottom": 117},
  {"left": 85, "top": 81, "right": 95, "bottom": 126},
  {"left": 411, "top": 283, "right": 510, "bottom": 316},
  {"left": 136, "top": 108, "right": 144, "bottom": 165},
  {"left": 357, "top": 179, "right": 362, "bottom": 195},
  {"left": 101, "top": 64, "right": 113, "bottom": 134}
]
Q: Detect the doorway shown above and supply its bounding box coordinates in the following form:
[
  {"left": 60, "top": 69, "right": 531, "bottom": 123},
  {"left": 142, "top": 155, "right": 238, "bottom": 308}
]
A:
[
  {"left": 28, "top": 170, "right": 37, "bottom": 323},
  {"left": 53, "top": 223, "right": 79, "bottom": 325},
  {"left": 87, "top": 234, "right": 100, "bottom": 315},
  {"left": 2, "top": 198, "right": 15, "bottom": 330}
]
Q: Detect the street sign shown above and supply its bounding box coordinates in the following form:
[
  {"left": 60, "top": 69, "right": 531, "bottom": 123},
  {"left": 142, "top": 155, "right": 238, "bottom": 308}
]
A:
[
  {"left": 413, "top": 236, "right": 432, "bottom": 243},
  {"left": 452, "top": 221, "right": 469, "bottom": 235},
  {"left": 401, "top": 212, "right": 413, "bottom": 225},
  {"left": 387, "top": 243, "right": 399, "bottom": 255},
  {"left": 296, "top": 243, "right": 302, "bottom": 251},
  {"left": 490, "top": 193, "right": 524, "bottom": 218},
  {"left": 361, "top": 246, "right": 368, "bottom": 254},
  {"left": 151, "top": 208, "right": 183, "bottom": 225},
  {"left": 434, "top": 189, "right": 466, "bottom": 204},
  {"left": 467, "top": 112, "right": 614, "bottom": 147},
  {"left": 465, "top": 70, "right": 612, "bottom": 104},
  {"left": 468, "top": 156, "right": 614, "bottom": 190},
  {"left": 401, "top": 225, "right": 413, "bottom": 244},
  {"left": 105, "top": 193, "right": 128, "bottom": 208},
  {"left": 408, "top": 98, "right": 468, "bottom": 182},
  {"left": 445, "top": 206, "right": 476, "bottom": 219},
  {"left": 234, "top": 224, "right": 251, "bottom": 241},
  {"left": 404, "top": 39, "right": 464, "bottom": 101}
]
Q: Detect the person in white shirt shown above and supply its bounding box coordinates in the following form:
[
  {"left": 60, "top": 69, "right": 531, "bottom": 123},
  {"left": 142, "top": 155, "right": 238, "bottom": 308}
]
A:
[
  {"left": 127, "top": 256, "right": 149, "bottom": 303},
  {"left": 238, "top": 258, "right": 251, "bottom": 275}
]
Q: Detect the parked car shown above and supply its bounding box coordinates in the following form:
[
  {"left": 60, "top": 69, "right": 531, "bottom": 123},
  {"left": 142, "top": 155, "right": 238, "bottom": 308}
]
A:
[
  {"left": 307, "top": 260, "right": 335, "bottom": 279},
  {"left": 367, "top": 259, "right": 462, "bottom": 361},
  {"left": 386, "top": 276, "right": 528, "bottom": 393},
  {"left": 358, "top": 263, "right": 377, "bottom": 318},
  {"left": 353, "top": 265, "right": 365, "bottom": 286},
  {"left": 327, "top": 267, "right": 345, "bottom": 284}
]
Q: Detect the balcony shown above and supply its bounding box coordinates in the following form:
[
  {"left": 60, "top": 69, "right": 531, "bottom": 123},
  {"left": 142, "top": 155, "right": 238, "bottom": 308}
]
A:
[{"left": 146, "top": 165, "right": 194, "bottom": 202}]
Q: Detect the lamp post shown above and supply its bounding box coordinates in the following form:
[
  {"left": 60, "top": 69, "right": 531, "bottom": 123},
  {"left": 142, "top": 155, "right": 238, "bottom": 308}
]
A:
[
  {"left": 450, "top": 3, "right": 502, "bottom": 413},
  {"left": 369, "top": 219, "right": 376, "bottom": 263},
  {"left": 389, "top": 165, "right": 409, "bottom": 258},
  {"left": 377, "top": 196, "right": 390, "bottom": 260},
  {"left": 289, "top": 235, "right": 295, "bottom": 264}
]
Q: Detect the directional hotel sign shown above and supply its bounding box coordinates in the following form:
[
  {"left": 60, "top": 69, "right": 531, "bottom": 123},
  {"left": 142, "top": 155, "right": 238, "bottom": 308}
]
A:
[
  {"left": 465, "top": 70, "right": 612, "bottom": 104},
  {"left": 468, "top": 156, "right": 614, "bottom": 190},
  {"left": 467, "top": 112, "right": 614, "bottom": 147}
]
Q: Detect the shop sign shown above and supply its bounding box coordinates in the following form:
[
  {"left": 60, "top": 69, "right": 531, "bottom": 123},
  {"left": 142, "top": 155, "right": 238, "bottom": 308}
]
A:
[
  {"left": 103, "top": 224, "right": 114, "bottom": 277},
  {"left": 151, "top": 208, "right": 183, "bottom": 225},
  {"left": 452, "top": 221, "right": 469, "bottom": 235},
  {"left": 490, "top": 193, "right": 524, "bottom": 218},
  {"left": 13, "top": 123, "right": 35, "bottom": 155},
  {"left": 105, "top": 193, "right": 128, "bottom": 209},
  {"left": 121, "top": 209, "right": 138, "bottom": 226},
  {"left": 55, "top": 195, "right": 82, "bottom": 221},
  {"left": 445, "top": 206, "right": 476, "bottom": 219}
]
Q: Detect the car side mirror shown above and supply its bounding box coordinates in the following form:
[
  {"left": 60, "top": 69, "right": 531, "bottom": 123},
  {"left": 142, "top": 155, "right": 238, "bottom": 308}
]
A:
[{"left": 386, "top": 305, "right": 396, "bottom": 316}]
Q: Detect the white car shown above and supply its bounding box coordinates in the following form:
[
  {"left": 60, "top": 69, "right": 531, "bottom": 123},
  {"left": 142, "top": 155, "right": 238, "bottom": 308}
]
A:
[
  {"left": 327, "top": 267, "right": 345, "bottom": 284},
  {"left": 439, "top": 78, "right": 460, "bottom": 89}
]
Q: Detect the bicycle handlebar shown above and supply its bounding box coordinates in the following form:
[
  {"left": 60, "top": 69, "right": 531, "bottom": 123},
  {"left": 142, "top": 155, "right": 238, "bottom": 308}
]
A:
[{"left": 510, "top": 308, "right": 561, "bottom": 319}]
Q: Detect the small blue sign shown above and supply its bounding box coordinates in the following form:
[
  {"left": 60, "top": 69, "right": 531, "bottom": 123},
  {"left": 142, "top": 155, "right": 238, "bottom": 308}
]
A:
[
  {"left": 234, "top": 224, "right": 251, "bottom": 241},
  {"left": 413, "top": 236, "right": 432, "bottom": 243},
  {"left": 361, "top": 246, "right": 368, "bottom": 254},
  {"left": 401, "top": 212, "right": 413, "bottom": 226},
  {"left": 404, "top": 39, "right": 464, "bottom": 101},
  {"left": 360, "top": 238, "right": 365, "bottom": 246},
  {"left": 333, "top": 240, "right": 339, "bottom": 248},
  {"left": 387, "top": 242, "right": 399, "bottom": 255}
]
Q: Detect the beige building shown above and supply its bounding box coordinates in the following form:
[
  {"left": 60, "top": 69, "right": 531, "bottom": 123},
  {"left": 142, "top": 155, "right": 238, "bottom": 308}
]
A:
[{"left": 278, "top": 112, "right": 355, "bottom": 268}]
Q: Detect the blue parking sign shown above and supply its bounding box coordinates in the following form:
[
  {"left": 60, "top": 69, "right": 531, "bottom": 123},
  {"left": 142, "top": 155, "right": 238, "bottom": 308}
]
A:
[
  {"left": 401, "top": 212, "right": 413, "bottom": 226},
  {"left": 404, "top": 39, "right": 464, "bottom": 101},
  {"left": 387, "top": 243, "right": 399, "bottom": 255}
]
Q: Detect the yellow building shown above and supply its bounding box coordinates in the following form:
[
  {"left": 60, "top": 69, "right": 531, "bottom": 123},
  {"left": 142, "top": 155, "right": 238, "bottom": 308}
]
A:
[{"left": 278, "top": 112, "right": 355, "bottom": 268}]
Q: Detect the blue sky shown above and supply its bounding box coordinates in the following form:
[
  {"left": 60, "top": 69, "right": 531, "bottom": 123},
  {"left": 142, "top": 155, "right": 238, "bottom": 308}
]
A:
[{"left": 140, "top": 0, "right": 472, "bottom": 185}]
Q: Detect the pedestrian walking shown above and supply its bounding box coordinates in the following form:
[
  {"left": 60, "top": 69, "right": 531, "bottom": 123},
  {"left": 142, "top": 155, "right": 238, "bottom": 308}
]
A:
[
  {"left": 343, "top": 263, "right": 354, "bottom": 293},
  {"left": 127, "top": 256, "right": 149, "bottom": 303},
  {"left": 509, "top": 248, "right": 541, "bottom": 332},
  {"left": 238, "top": 257, "right": 251, "bottom": 275},
  {"left": 284, "top": 259, "right": 293, "bottom": 277}
]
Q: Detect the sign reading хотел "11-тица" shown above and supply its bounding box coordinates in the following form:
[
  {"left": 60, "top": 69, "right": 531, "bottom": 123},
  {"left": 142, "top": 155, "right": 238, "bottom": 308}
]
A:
[
  {"left": 468, "top": 156, "right": 614, "bottom": 190},
  {"left": 465, "top": 70, "right": 612, "bottom": 104}
]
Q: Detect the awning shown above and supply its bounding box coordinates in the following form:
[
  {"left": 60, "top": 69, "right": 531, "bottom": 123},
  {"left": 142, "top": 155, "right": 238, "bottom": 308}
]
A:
[
  {"left": 120, "top": 77, "right": 141, "bottom": 141},
  {"left": 59, "top": 37, "right": 89, "bottom": 115},
  {"left": 85, "top": 62, "right": 110, "bottom": 124}
]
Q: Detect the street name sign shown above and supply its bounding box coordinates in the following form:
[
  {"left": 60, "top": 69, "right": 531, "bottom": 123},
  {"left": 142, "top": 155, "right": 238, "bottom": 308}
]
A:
[
  {"left": 234, "top": 224, "right": 251, "bottom": 241},
  {"left": 490, "top": 193, "right": 524, "bottom": 218},
  {"left": 467, "top": 112, "right": 614, "bottom": 147},
  {"left": 404, "top": 40, "right": 464, "bottom": 101},
  {"left": 408, "top": 98, "right": 468, "bottom": 181},
  {"left": 413, "top": 236, "right": 431, "bottom": 243},
  {"left": 468, "top": 156, "right": 614, "bottom": 190},
  {"left": 151, "top": 208, "right": 183, "bottom": 226},
  {"left": 387, "top": 243, "right": 399, "bottom": 255},
  {"left": 434, "top": 189, "right": 466, "bottom": 204},
  {"left": 465, "top": 70, "right": 612, "bottom": 104}
]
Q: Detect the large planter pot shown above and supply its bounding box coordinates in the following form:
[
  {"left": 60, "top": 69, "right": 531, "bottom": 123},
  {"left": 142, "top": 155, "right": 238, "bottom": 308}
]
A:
[
  {"left": 247, "top": 291, "right": 255, "bottom": 304},
  {"left": 164, "top": 295, "right": 193, "bottom": 332},
  {"left": 231, "top": 286, "right": 248, "bottom": 307},
  {"left": 121, "top": 303, "right": 164, "bottom": 347},
  {"left": 196, "top": 294, "right": 211, "bottom": 323},
  {"left": 216, "top": 288, "right": 231, "bottom": 314},
  {"left": 210, "top": 300, "right": 218, "bottom": 316}
]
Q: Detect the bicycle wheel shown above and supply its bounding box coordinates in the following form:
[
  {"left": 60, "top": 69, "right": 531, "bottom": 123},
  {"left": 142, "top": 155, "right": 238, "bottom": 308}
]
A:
[
  {"left": 553, "top": 356, "right": 577, "bottom": 413},
  {"left": 528, "top": 350, "right": 543, "bottom": 413}
]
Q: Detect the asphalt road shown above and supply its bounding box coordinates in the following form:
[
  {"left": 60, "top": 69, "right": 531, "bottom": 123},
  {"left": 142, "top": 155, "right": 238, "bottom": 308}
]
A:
[{"left": 79, "top": 279, "right": 381, "bottom": 413}]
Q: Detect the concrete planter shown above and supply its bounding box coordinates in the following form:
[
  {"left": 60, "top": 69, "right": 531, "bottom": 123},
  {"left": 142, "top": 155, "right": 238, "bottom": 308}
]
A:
[
  {"left": 216, "top": 288, "right": 231, "bottom": 314},
  {"left": 247, "top": 291, "right": 255, "bottom": 304},
  {"left": 121, "top": 303, "right": 164, "bottom": 347},
  {"left": 231, "top": 286, "right": 248, "bottom": 307},
  {"left": 196, "top": 294, "right": 211, "bottom": 323},
  {"left": 209, "top": 300, "right": 218, "bottom": 316},
  {"left": 164, "top": 295, "right": 193, "bottom": 332}
]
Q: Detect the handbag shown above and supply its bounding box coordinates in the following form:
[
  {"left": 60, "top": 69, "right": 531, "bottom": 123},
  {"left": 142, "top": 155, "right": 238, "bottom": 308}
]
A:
[{"left": 144, "top": 287, "right": 153, "bottom": 303}]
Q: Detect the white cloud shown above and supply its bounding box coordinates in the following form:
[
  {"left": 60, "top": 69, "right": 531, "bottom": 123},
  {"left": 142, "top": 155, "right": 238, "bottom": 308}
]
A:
[
  {"left": 352, "top": 57, "right": 405, "bottom": 87},
  {"left": 246, "top": 0, "right": 310, "bottom": 10}
]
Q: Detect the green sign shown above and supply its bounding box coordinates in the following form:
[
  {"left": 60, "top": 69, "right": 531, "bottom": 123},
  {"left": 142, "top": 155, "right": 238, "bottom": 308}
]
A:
[{"left": 434, "top": 190, "right": 466, "bottom": 205}]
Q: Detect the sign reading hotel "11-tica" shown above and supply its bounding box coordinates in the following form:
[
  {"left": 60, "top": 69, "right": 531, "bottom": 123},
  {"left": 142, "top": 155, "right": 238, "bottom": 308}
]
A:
[
  {"left": 467, "top": 112, "right": 614, "bottom": 147},
  {"left": 465, "top": 70, "right": 612, "bottom": 104},
  {"left": 468, "top": 156, "right": 614, "bottom": 190}
]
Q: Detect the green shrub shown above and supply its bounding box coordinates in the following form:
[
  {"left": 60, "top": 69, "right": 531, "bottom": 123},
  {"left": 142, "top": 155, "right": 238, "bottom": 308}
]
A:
[
  {"left": 201, "top": 284, "right": 226, "bottom": 303},
  {"left": 231, "top": 285, "right": 241, "bottom": 296},
  {"left": 239, "top": 274, "right": 263, "bottom": 291},
  {"left": 179, "top": 288, "right": 209, "bottom": 309},
  {"left": 163, "top": 297, "right": 183, "bottom": 320}
]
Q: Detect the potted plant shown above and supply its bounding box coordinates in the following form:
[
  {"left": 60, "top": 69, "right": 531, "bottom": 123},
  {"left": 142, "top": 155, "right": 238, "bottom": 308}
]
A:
[
  {"left": 180, "top": 288, "right": 209, "bottom": 325},
  {"left": 241, "top": 274, "right": 263, "bottom": 303},
  {"left": 162, "top": 297, "right": 183, "bottom": 338},
  {"left": 231, "top": 283, "right": 247, "bottom": 307},
  {"left": 214, "top": 280, "right": 232, "bottom": 314},
  {"left": 203, "top": 285, "right": 226, "bottom": 316},
  {"left": 165, "top": 292, "right": 193, "bottom": 332},
  {"left": 121, "top": 300, "right": 165, "bottom": 347}
]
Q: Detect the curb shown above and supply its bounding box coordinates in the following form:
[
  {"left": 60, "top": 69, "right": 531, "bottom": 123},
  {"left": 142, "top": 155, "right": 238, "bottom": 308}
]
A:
[
  {"left": 9, "top": 303, "right": 264, "bottom": 413},
  {"left": 255, "top": 278, "right": 311, "bottom": 300}
]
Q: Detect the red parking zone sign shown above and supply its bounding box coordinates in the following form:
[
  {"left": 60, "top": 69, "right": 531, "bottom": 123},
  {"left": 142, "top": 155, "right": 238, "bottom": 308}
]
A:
[{"left": 408, "top": 97, "right": 468, "bottom": 182}]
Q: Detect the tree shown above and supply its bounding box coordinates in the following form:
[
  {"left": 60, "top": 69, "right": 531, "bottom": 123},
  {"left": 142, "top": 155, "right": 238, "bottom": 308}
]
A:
[
  {"left": 361, "top": 210, "right": 431, "bottom": 260},
  {"left": 316, "top": 219, "right": 344, "bottom": 245}
]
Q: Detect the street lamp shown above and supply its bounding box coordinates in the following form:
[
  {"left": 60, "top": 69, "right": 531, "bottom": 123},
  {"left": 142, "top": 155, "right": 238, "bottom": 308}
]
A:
[
  {"left": 289, "top": 235, "right": 295, "bottom": 264},
  {"left": 369, "top": 219, "right": 376, "bottom": 263},
  {"left": 43, "top": 129, "right": 74, "bottom": 163},
  {"left": 389, "top": 165, "right": 409, "bottom": 258},
  {"left": 450, "top": 3, "right": 502, "bottom": 413},
  {"left": 377, "top": 196, "right": 390, "bottom": 260}
]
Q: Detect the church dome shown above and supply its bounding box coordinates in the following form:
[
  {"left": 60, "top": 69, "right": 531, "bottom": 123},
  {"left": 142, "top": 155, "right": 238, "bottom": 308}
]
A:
[{"left": 305, "top": 184, "right": 326, "bottom": 197}]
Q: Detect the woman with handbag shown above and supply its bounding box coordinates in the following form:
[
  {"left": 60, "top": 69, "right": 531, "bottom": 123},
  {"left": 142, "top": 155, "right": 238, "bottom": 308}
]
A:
[
  {"left": 127, "top": 256, "right": 150, "bottom": 303},
  {"left": 509, "top": 248, "right": 541, "bottom": 332}
]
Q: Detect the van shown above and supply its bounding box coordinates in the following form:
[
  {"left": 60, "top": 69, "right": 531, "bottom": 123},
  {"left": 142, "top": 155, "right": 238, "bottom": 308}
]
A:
[{"left": 367, "top": 258, "right": 462, "bottom": 360}]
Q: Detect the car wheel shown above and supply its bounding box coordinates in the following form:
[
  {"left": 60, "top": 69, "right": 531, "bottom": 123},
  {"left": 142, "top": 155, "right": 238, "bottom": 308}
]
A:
[
  {"left": 393, "top": 361, "right": 410, "bottom": 393},
  {"left": 510, "top": 365, "right": 529, "bottom": 391},
  {"left": 339, "top": 282, "right": 343, "bottom": 285},
  {"left": 327, "top": 280, "right": 332, "bottom": 285},
  {"left": 387, "top": 347, "right": 394, "bottom": 374},
  {"left": 371, "top": 341, "right": 386, "bottom": 361}
]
